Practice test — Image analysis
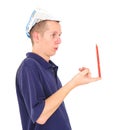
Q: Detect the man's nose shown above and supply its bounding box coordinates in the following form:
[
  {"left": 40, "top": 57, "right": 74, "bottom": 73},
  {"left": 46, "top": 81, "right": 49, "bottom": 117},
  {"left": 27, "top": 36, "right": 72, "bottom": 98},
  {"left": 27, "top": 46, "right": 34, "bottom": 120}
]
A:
[{"left": 56, "top": 37, "right": 61, "bottom": 44}]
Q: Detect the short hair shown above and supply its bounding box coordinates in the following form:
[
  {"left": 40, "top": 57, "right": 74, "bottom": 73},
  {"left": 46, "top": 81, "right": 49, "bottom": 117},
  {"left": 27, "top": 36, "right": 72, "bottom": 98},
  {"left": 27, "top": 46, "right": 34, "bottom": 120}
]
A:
[{"left": 30, "top": 20, "right": 48, "bottom": 44}]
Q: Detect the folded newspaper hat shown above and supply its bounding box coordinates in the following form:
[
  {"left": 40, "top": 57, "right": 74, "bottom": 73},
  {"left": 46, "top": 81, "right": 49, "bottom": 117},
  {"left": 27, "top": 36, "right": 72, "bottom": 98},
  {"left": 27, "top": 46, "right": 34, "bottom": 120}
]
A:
[{"left": 26, "top": 8, "right": 60, "bottom": 38}]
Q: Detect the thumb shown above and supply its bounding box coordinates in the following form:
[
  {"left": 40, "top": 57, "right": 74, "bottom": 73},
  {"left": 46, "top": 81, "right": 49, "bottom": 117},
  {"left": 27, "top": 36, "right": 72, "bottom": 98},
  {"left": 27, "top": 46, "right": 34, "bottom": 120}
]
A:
[{"left": 81, "top": 69, "right": 89, "bottom": 76}]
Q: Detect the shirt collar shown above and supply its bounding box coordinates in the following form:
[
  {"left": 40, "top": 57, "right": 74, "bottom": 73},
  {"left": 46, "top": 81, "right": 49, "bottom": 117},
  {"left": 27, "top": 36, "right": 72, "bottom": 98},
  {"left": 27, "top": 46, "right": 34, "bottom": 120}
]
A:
[{"left": 26, "top": 52, "right": 58, "bottom": 70}]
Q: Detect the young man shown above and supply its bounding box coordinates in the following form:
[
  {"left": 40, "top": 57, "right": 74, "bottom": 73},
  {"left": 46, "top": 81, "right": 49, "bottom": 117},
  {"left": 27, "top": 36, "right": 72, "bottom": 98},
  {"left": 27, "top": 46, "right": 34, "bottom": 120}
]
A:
[{"left": 16, "top": 8, "right": 101, "bottom": 130}]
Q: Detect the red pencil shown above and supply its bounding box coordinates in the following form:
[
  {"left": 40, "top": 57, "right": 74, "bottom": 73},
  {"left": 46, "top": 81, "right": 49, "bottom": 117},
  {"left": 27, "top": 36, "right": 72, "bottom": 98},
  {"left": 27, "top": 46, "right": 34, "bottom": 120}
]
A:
[{"left": 96, "top": 44, "right": 101, "bottom": 77}]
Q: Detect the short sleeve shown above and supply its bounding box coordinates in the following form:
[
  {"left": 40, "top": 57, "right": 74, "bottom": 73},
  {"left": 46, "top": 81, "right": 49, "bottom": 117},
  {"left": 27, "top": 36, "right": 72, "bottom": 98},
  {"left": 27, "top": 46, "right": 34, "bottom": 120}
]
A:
[{"left": 18, "top": 62, "right": 45, "bottom": 123}]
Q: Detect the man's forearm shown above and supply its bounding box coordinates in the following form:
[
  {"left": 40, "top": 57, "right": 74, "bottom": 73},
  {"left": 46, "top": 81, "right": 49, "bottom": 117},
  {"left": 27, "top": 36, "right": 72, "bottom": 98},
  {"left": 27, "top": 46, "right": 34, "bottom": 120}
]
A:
[
  {"left": 36, "top": 69, "right": 100, "bottom": 124},
  {"left": 36, "top": 80, "right": 74, "bottom": 124}
]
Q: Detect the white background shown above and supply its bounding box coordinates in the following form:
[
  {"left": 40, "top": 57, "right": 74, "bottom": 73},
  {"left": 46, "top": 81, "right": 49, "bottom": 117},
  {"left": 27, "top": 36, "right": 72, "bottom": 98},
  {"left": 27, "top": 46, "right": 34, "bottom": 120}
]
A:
[{"left": 0, "top": 0, "right": 119, "bottom": 130}]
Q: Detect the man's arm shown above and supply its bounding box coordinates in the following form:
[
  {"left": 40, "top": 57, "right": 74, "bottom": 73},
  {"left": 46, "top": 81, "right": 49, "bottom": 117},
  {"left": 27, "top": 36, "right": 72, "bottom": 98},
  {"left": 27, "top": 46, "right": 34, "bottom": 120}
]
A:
[{"left": 36, "top": 68, "right": 101, "bottom": 124}]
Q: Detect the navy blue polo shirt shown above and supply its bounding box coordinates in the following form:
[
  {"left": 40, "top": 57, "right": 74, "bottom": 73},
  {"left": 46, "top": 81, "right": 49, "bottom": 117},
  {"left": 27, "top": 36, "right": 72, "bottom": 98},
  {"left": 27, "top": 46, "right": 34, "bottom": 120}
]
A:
[{"left": 16, "top": 52, "right": 72, "bottom": 130}]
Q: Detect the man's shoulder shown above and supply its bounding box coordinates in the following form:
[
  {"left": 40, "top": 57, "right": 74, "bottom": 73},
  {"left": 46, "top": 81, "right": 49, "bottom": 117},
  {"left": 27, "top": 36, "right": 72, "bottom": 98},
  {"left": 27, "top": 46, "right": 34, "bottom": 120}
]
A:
[{"left": 18, "top": 57, "right": 41, "bottom": 72}]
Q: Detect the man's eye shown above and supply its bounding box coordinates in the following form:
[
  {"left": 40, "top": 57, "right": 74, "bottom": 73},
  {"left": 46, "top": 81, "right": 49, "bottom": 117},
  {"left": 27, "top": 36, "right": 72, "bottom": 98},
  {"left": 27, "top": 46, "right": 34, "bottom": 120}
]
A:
[{"left": 52, "top": 33, "right": 56, "bottom": 37}]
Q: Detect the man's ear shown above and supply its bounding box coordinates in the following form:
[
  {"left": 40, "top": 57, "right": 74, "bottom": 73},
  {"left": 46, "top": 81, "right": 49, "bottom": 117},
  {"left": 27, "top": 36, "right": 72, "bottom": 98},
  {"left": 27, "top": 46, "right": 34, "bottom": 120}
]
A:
[{"left": 32, "top": 31, "right": 40, "bottom": 43}]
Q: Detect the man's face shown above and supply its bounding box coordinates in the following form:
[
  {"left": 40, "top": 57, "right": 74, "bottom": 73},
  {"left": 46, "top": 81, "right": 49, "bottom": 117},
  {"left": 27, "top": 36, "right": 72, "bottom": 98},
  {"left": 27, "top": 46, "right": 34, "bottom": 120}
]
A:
[{"left": 39, "top": 21, "right": 62, "bottom": 58}]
